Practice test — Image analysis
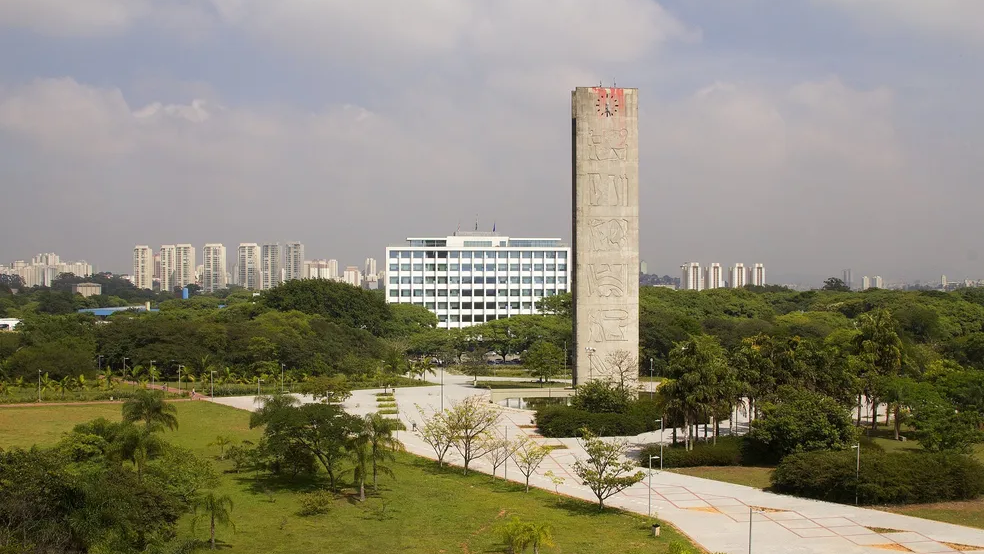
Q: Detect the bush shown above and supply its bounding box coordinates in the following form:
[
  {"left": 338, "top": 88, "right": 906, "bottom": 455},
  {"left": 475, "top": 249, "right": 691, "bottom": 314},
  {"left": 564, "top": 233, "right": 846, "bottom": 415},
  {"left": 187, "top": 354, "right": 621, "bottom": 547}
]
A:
[
  {"left": 298, "top": 489, "right": 336, "bottom": 516},
  {"left": 772, "top": 450, "right": 984, "bottom": 505},
  {"left": 535, "top": 401, "right": 662, "bottom": 438},
  {"left": 378, "top": 408, "right": 399, "bottom": 415},
  {"left": 638, "top": 436, "right": 744, "bottom": 468},
  {"left": 743, "top": 388, "right": 858, "bottom": 465}
]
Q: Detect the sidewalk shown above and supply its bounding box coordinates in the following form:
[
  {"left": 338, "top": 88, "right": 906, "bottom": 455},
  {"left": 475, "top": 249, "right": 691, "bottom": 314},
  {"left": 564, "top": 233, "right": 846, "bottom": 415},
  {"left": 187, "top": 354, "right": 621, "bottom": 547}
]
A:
[{"left": 213, "top": 371, "right": 984, "bottom": 554}]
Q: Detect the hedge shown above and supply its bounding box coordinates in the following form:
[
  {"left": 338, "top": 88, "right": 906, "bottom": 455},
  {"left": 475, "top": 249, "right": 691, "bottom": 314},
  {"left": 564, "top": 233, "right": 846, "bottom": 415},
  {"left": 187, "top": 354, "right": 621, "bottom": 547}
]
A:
[
  {"left": 535, "top": 401, "right": 662, "bottom": 437},
  {"left": 771, "top": 450, "right": 984, "bottom": 505},
  {"left": 637, "top": 436, "right": 744, "bottom": 468}
]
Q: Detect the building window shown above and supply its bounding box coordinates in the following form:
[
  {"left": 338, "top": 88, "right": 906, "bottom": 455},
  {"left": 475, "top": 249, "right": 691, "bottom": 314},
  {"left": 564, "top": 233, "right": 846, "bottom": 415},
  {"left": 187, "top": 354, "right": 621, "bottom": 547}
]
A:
[
  {"left": 413, "top": 276, "right": 423, "bottom": 284},
  {"left": 438, "top": 302, "right": 448, "bottom": 309},
  {"left": 546, "top": 289, "right": 556, "bottom": 296},
  {"left": 451, "top": 315, "right": 460, "bottom": 322},
  {"left": 450, "top": 263, "right": 459, "bottom": 271},
  {"left": 389, "top": 263, "right": 399, "bottom": 271},
  {"left": 510, "top": 301, "right": 520, "bottom": 309},
  {"left": 450, "top": 302, "right": 460, "bottom": 309},
  {"left": 389, "top": 277, "right": 398, "bottom": 284},
  {"left": 558, "top": 251, "right": 567, "bottom": 259},
  {"left": 485, "top": 302, "right": 495, "bottom": 309},
  {"left": 522, "top": 252, "right": 532, "bottom": 259},
  {"left": 462, "top": 302, "right": 472, "bottom": 309},
  {"left": 522, "top": 264, "right": 531, "bottom": 271},
  {"left": 438, "top": 289, "right": 448, "bottom": 297},
  {"left": 486, "top": 289, "right": 495, "bottom": 296},
  {"left": 449, "top": 251, "right": 459, "bottom": 258},
  {"left": 462, "top": 276, "right": 472, "bottom": 284},
  {"left": 461, "top": 251, "right": 472, "bottom": 259},
  {"left": 546, "top": 276, "right": 556, "bottom": 284},
  {"left": 509, "top": 263, "right": 520, "bottom": 271},
  {"left": 522, "top": 276, "right": 532, "bottom": 284},
  {"left": 533, "top": 264, "right": 543, "bottom": 271},
  {"left": 510, "top": 276, "right": 520, "bottom": 284},
  {"left": 413, "top": 263, "right": 423, "bottom": 271},
  {"left": 522, "top": 289, "right": 532, "bottom": 296},
  {"left": 558, "top": 287, "right": 567, "bottom": 294},
  {"left": 558, "top": 264, "right": 567, "bottom": 271},
  {"left": 400, "top": 251, "right": 411, "bottom": 258},
  {"left": 462, "top": 315, "right": 473, "bottom": 323},
  {"left": 498, "top": 290, "right": 508, "bottom": 297},
  {"left": 400, "top": 290, "right": 411, "bottom": 297},
  {"left": 558, "top": 276, "right": 567, "bottom": 284},
  {"left": 534, "top": 251, "right": 544, "bottom": 259},
  {"left": 510, "top": 289, "right": 520, "bottom": 296},
  {"left": 497, "top": 264, "right": 508, "bottom": 271},
  {"left": 485, "top": 251, "right": 495, "bottom": 258},
  {"left": 413, "top": 289, "right": 423, "bottom": 297},
  {"left": 497, "top": 276, "right": 507, "bottom": 284},
  {"left": 389, "top": 290, "right": 398, "bottom": 297},
  {"left": 545, "top": 251, "right": 556, "bottom": 259},
  {"left": 450, "top": 290, "right": 459, "bottom": 297},
  {"left": 485, "top": 277, "right": 495, "bottom": 284},
  {"left": 439, "top": 315, "right": 447, "bottom": 322},
  {"left": 413, "top": 251, "right": 424, "bottom": 259},
  {"left": 534, "top": 276, "right": 544, "bottom": 284},
  {"left": 426, "top": 302, "right": 436, "bottom": 309},
  {"left": 401, "top": 264, "right": 411, "bottom": 271},
  {"left": 437, "top": 251, "right": 448, "bottom": 259},
  {"left": 438, "top": 264, "right": 447, "bottom": 271},
  {"left": 546, "top": 264, "right": 555, "bottom": 271},
  {"left": 438, "top": 277, "right": 447, "bottom": 284},
  {"left": 462, "top": 289, "right": 472, "bottom": 297},
  {"left": 484, "top": 264, "right": 494, "bottom": 271},
  {"left": 534, "top": 289, "right": 544, "bottom": 297},
  {"left": 473, "top": 290, "right": 484, "bottom": 297},
  {"left": 425, "top": 276, "right": 436, "bottom": 284},
  {"left": 498, "top": 302, "right": 508, "bottom": 309},
  {"left": 523, "top": 302, "right": 533, "bottom": 310},
  {"left": 425, "top": 264, "right": 436, "bottom": 271},
  {"left": 510, "top": 251, "right": 520, "bottom": 258},
  {"left": 462, "top": 264, "right": 472, "bottom": 271}
]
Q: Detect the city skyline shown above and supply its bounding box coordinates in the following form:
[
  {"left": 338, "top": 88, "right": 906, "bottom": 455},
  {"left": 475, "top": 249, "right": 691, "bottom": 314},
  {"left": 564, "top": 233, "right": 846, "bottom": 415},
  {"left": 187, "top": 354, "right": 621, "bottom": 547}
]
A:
[{"left": 2, "top": 3, "right": 983, "bottom": 284}]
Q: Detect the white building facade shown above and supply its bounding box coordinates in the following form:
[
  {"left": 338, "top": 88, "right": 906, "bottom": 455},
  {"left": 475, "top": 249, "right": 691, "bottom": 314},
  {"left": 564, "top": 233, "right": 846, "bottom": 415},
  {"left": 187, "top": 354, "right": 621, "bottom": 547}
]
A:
[
  {"left": 133, "top": 246, "right": 154, "bottom": 290},
  {"left": 174, "top": 244, "right": 196, "bottom": 289},
  {"left": 159, "top": 245, "right": 176, "bottom": 292},
  {"left": 681, "top": 262, "right": 703, "bottom": 291},
  {"left": 705, "top": 263, "right": 724, "bottom": 289},
  {"left": 729, "top": 263, "right": 746, "bottom": 288},
  {"left": 385, "top": 233, "right": 571, "bottom": 329},
  {"left": 260, "top": 243, "right": 282, "bottom": 290},
  {"left": 202, "top": 243, "right": 227, "bottom": 293},
  {"left": 285, "top": 242, "right": 304, "bottom": 282},
  {"left": 749, "top": 263, "right": 766, "bottom": 286},
  {"left": 238, "top": 243, "right": 261, "bottom": 290}
]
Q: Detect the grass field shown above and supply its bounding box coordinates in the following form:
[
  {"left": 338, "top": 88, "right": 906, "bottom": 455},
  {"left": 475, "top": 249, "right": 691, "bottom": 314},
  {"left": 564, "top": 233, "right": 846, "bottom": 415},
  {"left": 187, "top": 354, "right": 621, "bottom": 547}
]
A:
[
  {"left": 0, "top": 401, "right": 700, "bottom": 554},
  {"left": 668, "top": 466, "right": 774, "bottom": 490}
]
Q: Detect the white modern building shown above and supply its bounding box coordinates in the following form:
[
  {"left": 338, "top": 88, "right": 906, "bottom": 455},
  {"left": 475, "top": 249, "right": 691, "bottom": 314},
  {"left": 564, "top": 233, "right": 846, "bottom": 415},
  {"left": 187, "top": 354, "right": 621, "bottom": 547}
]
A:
[
  {"left": 133, "top": 246, "right": 154, "bottom": 290},
  {"left": 238, "top": 243, "right": 261, "bottom": 290},
  {"left": 873, "top": 276, "right": 883, "bottom": 289},
  {"left": 364, "top": 258, "right": 377, "bottom": 279},
  {"left": 202, "top": 243, "right": 227, "bottom": 293},
  {"left": 174, "top": 244, "right": 196, "bottom": 289},
  {"left": 729, "top": 263, "right": 746, "bottom": 288},
  {"left": 160, "top": 245, "right": 176, "bottom": 292},
  {"left": 749, "top": 263, "right": 766, "bottom": 286},
  {"left": 304, "top": 259, "right": 337, "bottom": 280},
  {"left": 260, "top": 243, "right": 282, "bottom": 290},
  {"left": 681, "top": 262, "right": 703, "bottom": 291},
  {"left": 285, "top": 242, "right": 305, "bottom": 282},
  {"left": 1, "top": 253, "right": 94, "bottom": 288},
  {"left": 704, "top": 263, "right": 724, "bottom": 289},
  {"left": 385, "top": 233, "right": 571, "bottom": 329},
  {"left": 862, "top": 276, "right": 871, "bottom": 290},
  {"left": 342, "top": 266, "right": 362, "bottom": 287}
]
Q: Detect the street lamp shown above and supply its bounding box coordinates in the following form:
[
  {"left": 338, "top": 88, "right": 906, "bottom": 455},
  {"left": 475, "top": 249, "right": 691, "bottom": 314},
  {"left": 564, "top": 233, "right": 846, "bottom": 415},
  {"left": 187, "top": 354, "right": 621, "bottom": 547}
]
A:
[
  {"left": 655, "top": 418, "right": 664, "bottom": 471},
  {"left": 122, "top": 357, "right": 130, "bottom": 389},
  {"left": 852, "top": 443, "right": 861, "bottom": 505},
  {"left": 281, "top": 363, "right": 285, "bottom": 393},
  {"left": 210, "top": 370, "right": 216, "bottom": 400},
  {"left": 648, "top": 454, "right": 661, "bottom": 519},
  {"left": 37, "top": 369, "right": 42, "bottom": 402},
  {"left": 257, "top": 378, "right": 263, "bottom": 397},
  {"left": 177, "top": 364, "right": 184, "bottom": 394},
  {"left": 150, "top": 360, "right": 156, "bottom": 389},
  {"left": 649, "top": 358, "right": 655, "bottom": 400},
  {"left": 584, "top": 347, "right": 596, "bottom": 381},
  {"left": 440, "top": 364, "right": 445, "bottom": 412},
  {"left": 748, "top": 507, "right": 764, "bottom": 554}
]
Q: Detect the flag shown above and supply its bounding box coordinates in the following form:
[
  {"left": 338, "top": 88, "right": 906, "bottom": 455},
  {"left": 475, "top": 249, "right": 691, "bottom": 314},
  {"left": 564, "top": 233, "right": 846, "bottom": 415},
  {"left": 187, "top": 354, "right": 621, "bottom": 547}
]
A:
[
  {"left": 456, "top": 220, "right": 460, "bottom": 236},
  {"left": 492, "top": 221, "right": 496, "bottom": 233}
]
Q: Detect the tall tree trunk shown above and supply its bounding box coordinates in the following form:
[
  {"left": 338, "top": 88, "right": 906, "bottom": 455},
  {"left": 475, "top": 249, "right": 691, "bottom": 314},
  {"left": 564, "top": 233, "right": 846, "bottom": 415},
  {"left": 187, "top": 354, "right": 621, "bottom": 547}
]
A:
[
  {"left": 713, "top": 417, "right": 719, "bottom": 445},
  {"left": 857, "top": 394, "right": 863, "bottom": 427},
  {"left": 210, "top": 515, "right": 216, "bottom": 550},
  {"left": 870, "top": 398, "right": 878, "bottom": 431},
  {"left": 359, "top": 479, "right": 365, "bottom": 502},
  {"left": 885, "top": 404, "right": 891, "bottom": 426},
  {"left": 672, "top": 427, "right": 677, "bottom": 445},
  {"left": 893, "top": 405, "right": 901, "bottom": 440}
]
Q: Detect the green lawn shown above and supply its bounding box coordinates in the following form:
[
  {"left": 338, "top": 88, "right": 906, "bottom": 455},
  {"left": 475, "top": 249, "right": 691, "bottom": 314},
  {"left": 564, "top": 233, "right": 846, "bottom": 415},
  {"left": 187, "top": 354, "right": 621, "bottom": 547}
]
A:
[
  {"left": 880, "top": 500, "right": 984, "bottom": 530},
  {"left": 669, "top": 467, "right": 774, "bottom": 490},
  {"left": 0, "top": 401, "right": 700, "bottom": 554}
]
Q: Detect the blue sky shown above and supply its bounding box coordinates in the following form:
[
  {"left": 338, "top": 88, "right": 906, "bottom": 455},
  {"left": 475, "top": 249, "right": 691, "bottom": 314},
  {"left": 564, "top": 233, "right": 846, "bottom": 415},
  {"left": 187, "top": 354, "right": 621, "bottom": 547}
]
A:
[{"left": 1, "top": 0, "right": 982, "bottom": 285}]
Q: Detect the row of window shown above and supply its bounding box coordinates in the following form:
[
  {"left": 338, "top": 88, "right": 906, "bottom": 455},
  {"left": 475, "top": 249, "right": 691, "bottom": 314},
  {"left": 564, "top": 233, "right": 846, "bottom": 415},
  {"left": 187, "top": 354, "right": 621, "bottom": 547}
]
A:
[
  {"left": 390, "top": 275, "right": 567, "bottom": 285},
  {"left": 389, "top": 250, "right": 567, "bottom": 260},
  {"left": 401, "top": 301, "right": 537, "bottom": 312},
  {"left": 441, "top": 314, "right": 513, "bottom": 323},
  {"left": 389, "top": 263, "right": 567, "bottom": 272},
  {"left": 389, "top": 288, "right": 565, "bottom": 298}
]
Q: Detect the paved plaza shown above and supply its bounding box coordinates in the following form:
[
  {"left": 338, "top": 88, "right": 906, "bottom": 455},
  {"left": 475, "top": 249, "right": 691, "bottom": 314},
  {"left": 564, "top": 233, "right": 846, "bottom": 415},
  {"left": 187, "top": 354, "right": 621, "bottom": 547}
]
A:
[{"left": 213, "top": 370, "right": 984, "bottom": 554}]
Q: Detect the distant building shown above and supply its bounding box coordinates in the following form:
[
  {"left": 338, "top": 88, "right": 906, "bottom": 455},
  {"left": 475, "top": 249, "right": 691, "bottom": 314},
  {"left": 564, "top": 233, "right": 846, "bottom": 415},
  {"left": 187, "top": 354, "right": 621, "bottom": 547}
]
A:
[
  {"left": 730, "top": 263, "right": 746, "bottom": 288},
  {"left": 704, "top": 263, "right": 724, "bottom": 289},
  {"left": 749, "top": 263, "right": 766, "bottom": 286},
  {"left": 174, "top": 244, "right": 196, "bottom": 289},
  {"left": 873, "top": 276, "right": 883, "bottom": 289},
  {"left": 202, "top": 243, "right": 227, "bottom": 293},
  {"left": 942, "top": 275, "right": 948, "bottom": 289},
  {"left": 284, "top": 242, "right": 305, "bottom": 282},
  {"left": 304, "top": 259, "right": 337, "bottom": 280},
  {"left": 862, "top": 276, "right": 871, "bottom": 290},
  {"left": 260, "top": 243, "right": 282, "bottom": 290},
  {"left": 238, "top": 243, "right": 261, "bottom": 290},
  {"left": 843, "top": 269, "right": 853, "bottom": 290},
  {"left": 365, "top": 257, "right": 377, "bottom": 278},
  {"left": 342, "top": 266, "right": 362, "bottom": 287},
  {"left": 0, "top": 318, "right": 20, "bottom": 331},
  {"left": 681, "top": 262, "right": 702, "bottom": 291},
  {"left": 71, "top": 283, "right": 102, "bottom": 297},
  {"left": 133, "top": 246, "right": 154, "bottom": 290},
  {"left": 640, "top": 260, "right": 648, "bottom": 275},
  {"left": 385, "top": 233, "right": 571, "bottom": 329},
  {"left": 159, "top": 245, "right": 176, "bottom": 292},
  {"left": 0, "top": 253, "right": 92, "bottom": 288},
  {"left": 153, "top": 253, "right": 161, "bottom": 280}
]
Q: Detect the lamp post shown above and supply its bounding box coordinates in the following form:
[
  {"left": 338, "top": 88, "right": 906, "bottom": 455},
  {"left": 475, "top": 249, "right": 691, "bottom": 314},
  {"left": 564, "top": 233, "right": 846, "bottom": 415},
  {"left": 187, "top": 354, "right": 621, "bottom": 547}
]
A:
[
  {"left": 649, "top": 358, "right": 655, "bottom": 400},
  {"left": 280, "top": 363, "right": 285, "bottom": 393},
  {"left": 655, "top": 418, "right": 664, "bottom": 471},
  {"left": 257, "top": 378, "right": 263, "bottom": 397},
  {"left": 38, "top": 369, "right": 42, "bottom": 402},
  {"left": 852, "top": 443, "right": 861, "bottom": 505},
  {"left": 440, "top": 365, "right": 445, "bottom": 412},
  {"left": 748, "top": 508, "right": 763, "bottom": 554},
  {"left": 210, "top": 370, "right": 216, "bottom": 400},
  {"left": 563, "top": 340, "right": 567, "bottom": 377},
  {"left": 585, "top": 347, "right": 596, "bottom": 381},
  {"left": 177, "top": 364, "right": 184, "bottom": 394},
  {"left": 122, "top": 357, "right": 129, "bottom": 389},
  {"left": 504, "top": 424, "right": 509, "bottom": 481},
  {"left": 150, "top": 360, "right": 156, "bottom": 389},
  {"left": 648, "top": 454, "right": 660, "bottom": 519}
]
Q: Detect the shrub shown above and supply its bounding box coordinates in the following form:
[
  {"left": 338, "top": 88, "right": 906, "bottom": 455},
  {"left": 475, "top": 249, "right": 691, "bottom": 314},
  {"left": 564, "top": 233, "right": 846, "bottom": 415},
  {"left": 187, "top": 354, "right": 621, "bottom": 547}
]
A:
[
  {"left": 743, "top": 388, "right": 858, "bottom": 465},
  {"left": 377, "top": 402, "right": 398, "bottom": 409},
  {"left": 638, "top": 436, "right": 744, "bottom": 468},
  {"left": 378, "top": 408, "right": 399, "bottom": 415},
  {"left": 535, "top": 403, "right": 662, "bottom": 438},
  {"left": 772, "top": 450, "right": 984, "bottom": 505},
  {"left": 298, "top": 489, "right": 336, "bottom": 516}
]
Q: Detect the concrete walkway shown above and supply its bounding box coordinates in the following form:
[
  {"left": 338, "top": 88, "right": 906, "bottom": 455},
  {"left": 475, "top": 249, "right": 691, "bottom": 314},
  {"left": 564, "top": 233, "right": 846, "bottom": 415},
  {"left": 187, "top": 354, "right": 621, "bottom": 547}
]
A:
[{"left": 213, "top": 370, "right": 984, "bottom": 554}]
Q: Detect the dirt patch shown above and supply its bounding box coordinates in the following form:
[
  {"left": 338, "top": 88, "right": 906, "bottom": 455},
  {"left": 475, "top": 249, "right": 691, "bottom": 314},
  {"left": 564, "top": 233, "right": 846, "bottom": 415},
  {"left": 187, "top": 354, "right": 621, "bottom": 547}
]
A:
[
  {"left": 941, "top": 542, "right": 984, "bottom": 552},
  {"left": 748, "top": 505, "right": 786, "bottom": 513},
  {"left": 869, "top": 544, "right": 912, "bottom": 552},
  {"left": 686, "top": 507, "right": 720, "bottom": 514},
  {"left": 867, "top": 527, "right": 905, "bottom": 534}
]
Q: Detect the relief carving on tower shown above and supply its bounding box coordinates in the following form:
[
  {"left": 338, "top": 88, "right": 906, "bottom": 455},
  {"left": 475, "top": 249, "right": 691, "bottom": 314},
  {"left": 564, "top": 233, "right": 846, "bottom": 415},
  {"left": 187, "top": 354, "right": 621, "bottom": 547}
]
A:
[
  {"left": 586, "top": 263, "right": 626, "bottom": 298},
  {"left": 588, "top": 218, "right": 629, "bottom": 251},
  {"left": 587, "top": 309, "right": 630, "bottom": 342}
]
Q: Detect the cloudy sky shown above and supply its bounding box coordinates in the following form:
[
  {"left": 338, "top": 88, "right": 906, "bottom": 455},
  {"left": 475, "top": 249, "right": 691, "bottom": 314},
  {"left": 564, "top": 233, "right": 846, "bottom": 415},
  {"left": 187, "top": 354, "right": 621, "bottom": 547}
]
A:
[{"left": 1, "top": 1, "right": 982, "bottom": 285}]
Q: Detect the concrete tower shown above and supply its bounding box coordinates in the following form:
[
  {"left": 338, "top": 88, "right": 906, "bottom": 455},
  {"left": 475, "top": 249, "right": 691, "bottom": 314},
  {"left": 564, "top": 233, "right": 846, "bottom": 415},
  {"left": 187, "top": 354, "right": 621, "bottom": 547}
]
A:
[
  {"left": 571, "top": 86, "right": 639, "bottom": 387},
  {"left": 285, "top": 242, "right": 305, "bottom": 282},
  {"left": 202, "top": 243, "right": 227, "bottom": 293},
  {"left": 133, "top": 246, "right": 153, "bottom": 290}
]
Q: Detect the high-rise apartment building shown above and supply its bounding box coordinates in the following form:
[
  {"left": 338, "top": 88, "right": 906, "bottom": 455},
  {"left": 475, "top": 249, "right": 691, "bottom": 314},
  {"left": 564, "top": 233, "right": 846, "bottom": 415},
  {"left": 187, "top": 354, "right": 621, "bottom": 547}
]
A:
[
  {"left": 843, "top": 269, "right": 853, "bottom": 290},
  {"left": 729, "top": 263, "right": 746, "bottom": 288},
  {"left": 304, "top": 259, "right": 335, "bottom": 280},
  {"left": 159, "top": 245, "right": 176, "bottom": 293},
  {"left": 153, "top": 253, "right": 161, "bottom": 280},
  {"left": 873, "top": 276, "right": 883, "bottom": 289},
  {"left": 328, "top": 259, "right": 339, "bottom": 279},
  {"left": 704, "top": 263, "right": 724, "bottom": 289},
  {"left": 862, "top": 276, "right": 871, "bottom": 290},
  {"left": 202, "top": 244, "right": 227, "bottom": 293},
  {"left": 237, "top": 243, "right": 261, "bottom": 290},
  {"left": 385, "top": 233, "right": 571, "bottom": 329},
  {"left": 749, "top": 263, "right": 766, "bottom": 286},
  {"left": 260, "top": 243, "right": 282, "bottom": 290},
  {"left": 364, "top": 258, "right": 377, "bottom": 279},
  {"left": 284, "top": 242, "right": 304, "bottom": 282},
  {"left": 681, "top": 262, "right": 703, "bottom": 291},
  {"left": 174, "top": 244, "right": 196, "bottom": 289},
  {"left": 0, "top": 253, "right": 92, "bottom": 288},
  {"left": 342, "top": 266, "right": 362, "bottom": 287},
  {"left": 133, "top": 246, "right": 154, "bottom": 290}
]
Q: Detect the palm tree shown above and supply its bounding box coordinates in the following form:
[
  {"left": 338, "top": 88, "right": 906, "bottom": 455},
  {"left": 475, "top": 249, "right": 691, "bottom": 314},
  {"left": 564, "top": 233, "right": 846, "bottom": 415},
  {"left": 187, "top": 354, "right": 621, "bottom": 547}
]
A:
[
  {"left": 39, "top": 372, "right": 54, "bottom": 401},
  {"left": 361, "top": 413, "right": 406, "bottom": 489},
  {"left": 0, "top": 380, "right": 10, "bottom": 399},
  {"left": 526, "top": 522, "right": 554, "bottom": 554},
  {"left": 192, "top": 491, "right": 235, "bottom": 550},
  {"left": 219, "top": 366, "right": 237, "bottom": 385},
  {"left": 12, "top": 376, "right": 25, "bottom": 392},
  {"left": 122, "top": 389, "right": 179, "bottom": 431},
  {"left": 209, "top": 435, "right": 234, "bottom": 459},
  {"left": 110, "top": 424, "right": 165, "bottom": 482},
  {"left": 347, "top": 438, "right": 371, "bottom": 502},
  {"left": 75, "top": 374, "right": 89, "bottom": 393},
  {"left": 57, "top": 375, "right": 74, "bottom": 399},
  {"left": 99, "top": 367, "right": 116, "bottom": 391}
]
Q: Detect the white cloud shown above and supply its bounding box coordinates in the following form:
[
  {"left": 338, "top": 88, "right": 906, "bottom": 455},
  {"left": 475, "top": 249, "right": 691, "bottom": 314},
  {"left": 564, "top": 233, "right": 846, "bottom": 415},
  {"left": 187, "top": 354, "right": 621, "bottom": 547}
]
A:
[
  {"left": 817, "top": 0, "right": 984, "bottom": 45},
  {"left": 0, "top": 0, "right": 151, "bottom": 36}
]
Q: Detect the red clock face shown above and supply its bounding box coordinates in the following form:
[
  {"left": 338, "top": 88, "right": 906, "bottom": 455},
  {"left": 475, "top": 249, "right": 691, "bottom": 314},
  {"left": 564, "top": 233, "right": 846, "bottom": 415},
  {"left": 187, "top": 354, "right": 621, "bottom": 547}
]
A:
[{"left": 595, "top": 89, "right": 620, "bottom": 117}]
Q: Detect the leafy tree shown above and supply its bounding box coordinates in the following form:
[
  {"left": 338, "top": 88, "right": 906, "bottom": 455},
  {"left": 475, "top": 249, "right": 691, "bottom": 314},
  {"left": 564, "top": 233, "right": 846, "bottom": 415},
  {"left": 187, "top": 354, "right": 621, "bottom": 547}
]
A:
[
  {"left": 854, "top": 310, "right": 903, "bottom": 429},
  {"left": 744, "top": 388, "right": 859, "bottom": 464},
  {"left": 297, "top": 374, "right": 352, "bottom": 404},
  {"left": 445, "top": 396, "right": 501, "bottom": 475},
  {"left": 192, "top": 491, "right": 235, "bottom": 550},
  {"left": 482, "top": 434, "right": 514, "bottom": 481},
  {"left": 822, "top": 278, "right": 851, "bottom": 292},
  {"left": 415, "top": 405, "right": 454, "bottom": 467},
  {"left": 511, "top": 437, "right": 550, "bottom": 492},
  {"left": 123, "top": 389, "right": 179, "bottom": 431},
  {"left": 571, "top": 379, "right": 630, "bottom": 413},
  {"left": 347, "top": 437, "right": 371, "bottom": 502},
  {"left": 209, "top": 435, "right": 234, "bottom": 459},
  {"left": 573, "top": 430, "right": 645, "bottom": 510},
  {"left": 360, "top": 412, "right": 405, "bottom": 489},
  {"left": 658, "top": 335, "right": 735, "bottom": 449},
  {"left": 261, "top": 278, "right": 391, "bottom": 335},
  {"left": 523, "top": 340, "right": 564, "bottom": 383}
]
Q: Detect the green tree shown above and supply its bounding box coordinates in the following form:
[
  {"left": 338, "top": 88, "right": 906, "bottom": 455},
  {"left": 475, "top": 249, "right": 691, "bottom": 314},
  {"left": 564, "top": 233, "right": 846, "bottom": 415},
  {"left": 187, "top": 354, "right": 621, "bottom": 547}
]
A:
[
  {"left": 658, "top": 335, "right": 734, "bottom": 450},
  {"left": 360, "top": 412, "right": 405, "bottom": 489},
  {"left": 209, "top": 435, "right": 234, "bottom": 459},
  {"left": 192, "top": 491, "right": 235, "bottom": 550},
  {"left": 445, "top": 396, "right": 501, "bottom": 475},
  {"left": 122, "top": 389, "right": 179, "bottom": 431},
  {"left": 524, "top": 340, "right": 565, "bottom": 384},
  {"left": 511, "top": 437, "right": 550, "bottom": 492},
  {"left": 744, "top": 388, "right": 859, "bottom": 464},
  {"left": 854, "top": 310, "right": 903, "bottom": 429},
  {"left": 822, "top": 277, "right": 851, "bottom": 292},
  {"left": 572, "top": 430, "right": 645, "bottom": 510}
]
